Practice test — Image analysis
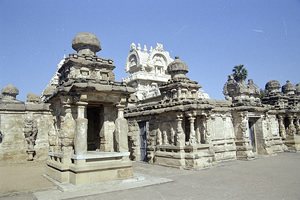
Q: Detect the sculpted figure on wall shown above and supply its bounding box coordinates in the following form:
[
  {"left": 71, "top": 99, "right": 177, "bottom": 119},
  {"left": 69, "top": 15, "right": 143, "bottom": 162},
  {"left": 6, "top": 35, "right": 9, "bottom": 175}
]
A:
[
  {"left": 24, "top": 119, "right": 38, "bottom": 150},
  {"left": 278, "top": 115, "right": 286, "bottom": 139},
  {"left": 295, "top": 117, "right": 300, "bottom": 135},
  {"left": 176, "top": 114, "right": 185, "bottom": 147},
  {"left": 156, "top": 129, "right": 162, "bottom": 145},
  {"left": 286, "top": 115, "right": 296, "bottom": 136},
  {"left": 239, "top": 113, "right": 248, "bottom": 138},
  {"left": 24, "top": 119, "right": 38, "bottom": 161}
]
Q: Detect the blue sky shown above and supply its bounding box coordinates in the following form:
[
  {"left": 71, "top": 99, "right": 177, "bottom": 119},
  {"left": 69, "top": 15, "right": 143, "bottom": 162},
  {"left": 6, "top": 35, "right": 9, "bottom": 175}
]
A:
[{"left": 1, "top": 0, "right": 300, "bottom": 101}]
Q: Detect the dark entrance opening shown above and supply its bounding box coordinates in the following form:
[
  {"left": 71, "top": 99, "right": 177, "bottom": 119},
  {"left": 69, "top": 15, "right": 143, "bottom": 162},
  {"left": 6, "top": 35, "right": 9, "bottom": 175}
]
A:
[
  {"left": 87, "top": 105, "right": 103, "bottom": 151},
  {"left": 139, "top": 121, "right": 148, "bottom": 162},
  {"left": 248, "top": 121, "right": 256, "bottom": 152},
  {"left": 185, "top": 117, "right": 190, "bottom": 142}
]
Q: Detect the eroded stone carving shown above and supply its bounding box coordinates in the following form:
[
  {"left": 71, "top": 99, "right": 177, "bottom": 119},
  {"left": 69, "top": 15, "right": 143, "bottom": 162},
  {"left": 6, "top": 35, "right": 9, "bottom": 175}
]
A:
[
  {"left": 282, "top": 80, "right": 296, "bottom": 95},
  {"left": 26, "top": 93, "right": 41, "bottom": 103},
  {"left": 223, "top": 75, "right": 260, "bottom": 106},
  {"left": 1, "top": 84, "right": 19, "bottom": 101},
  {"left": 24, "top": 119, "right": 38, "bottom": 161}
]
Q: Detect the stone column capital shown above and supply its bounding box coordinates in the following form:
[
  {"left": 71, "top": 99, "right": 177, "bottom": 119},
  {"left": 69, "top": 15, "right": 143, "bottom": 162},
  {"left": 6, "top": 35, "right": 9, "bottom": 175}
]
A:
[{"left": 76, "top": 101, "right": 88, "bottom": 106}]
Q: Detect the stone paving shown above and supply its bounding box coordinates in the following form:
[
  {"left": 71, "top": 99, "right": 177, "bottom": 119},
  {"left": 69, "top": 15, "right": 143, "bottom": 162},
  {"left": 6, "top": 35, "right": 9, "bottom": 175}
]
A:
[{"left": 0, "top": 152, "right": 300, "bottom": 200}]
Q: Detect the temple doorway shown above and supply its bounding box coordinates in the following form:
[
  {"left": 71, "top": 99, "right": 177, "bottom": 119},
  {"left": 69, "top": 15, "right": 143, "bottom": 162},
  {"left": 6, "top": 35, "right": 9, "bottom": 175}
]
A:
[
  {"left": 139, "top": 121, "right": 148, "bottom": 162},
  {"left": 248, "top": 120, "right": 257, "bottom": 152},
  {"left": 87, "top": 105, "right": 104, "bottom": 151}
]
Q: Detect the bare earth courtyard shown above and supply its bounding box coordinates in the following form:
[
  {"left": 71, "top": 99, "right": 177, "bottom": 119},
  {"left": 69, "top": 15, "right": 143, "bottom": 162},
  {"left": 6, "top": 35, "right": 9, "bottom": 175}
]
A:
[{"left": 0, "top": 152, "right": 299, "bottom": 200}]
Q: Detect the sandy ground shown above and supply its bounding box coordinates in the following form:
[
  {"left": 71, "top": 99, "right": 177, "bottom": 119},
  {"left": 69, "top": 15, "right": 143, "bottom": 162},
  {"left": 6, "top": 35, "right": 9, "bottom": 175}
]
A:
[
  {"left": 0, "top": 152, "right": 300, "bottom": 200},
  {"left": 0, "top": 161, "right": 55, "bottom": 195}
]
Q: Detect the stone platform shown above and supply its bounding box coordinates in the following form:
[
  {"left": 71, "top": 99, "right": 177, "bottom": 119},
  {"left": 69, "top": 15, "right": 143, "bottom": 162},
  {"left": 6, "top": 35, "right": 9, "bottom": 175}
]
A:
[{"left": 46, "top": 151, "right": 133, "bottom": 185}]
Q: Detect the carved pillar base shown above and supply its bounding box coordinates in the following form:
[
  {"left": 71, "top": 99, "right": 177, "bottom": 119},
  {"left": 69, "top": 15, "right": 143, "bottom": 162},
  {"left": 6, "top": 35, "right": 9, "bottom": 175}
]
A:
[{"left": 26, "top": 149, "right": 35, "bottom": 161}]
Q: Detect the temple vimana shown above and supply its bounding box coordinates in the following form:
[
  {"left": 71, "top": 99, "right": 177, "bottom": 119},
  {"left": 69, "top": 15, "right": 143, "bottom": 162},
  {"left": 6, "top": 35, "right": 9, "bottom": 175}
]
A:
[{"left": 0, "top": 32, "right": 299, "bottom": 185}]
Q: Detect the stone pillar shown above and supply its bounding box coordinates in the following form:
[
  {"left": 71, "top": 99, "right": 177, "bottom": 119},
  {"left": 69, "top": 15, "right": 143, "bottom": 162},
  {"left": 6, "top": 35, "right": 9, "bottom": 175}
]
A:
[
  {"left": 196, "top": 119, "right": 201, "bottom": 144},
  {"left": 171, "top": 89, "right": 177, "bottom": 99},
  {"left": 294, "top": 117, "right": 300, "bottom": 135},
  {"left": 157, "top": 129, "right": 162, "bottom": 145},
  {"left": 100, "top": 105, "right": 115, "bottom": 152},
  {"left": 204, "top": 115, "right": 211, "bottom": 144},
  {"left": 176, "top": 114, "right": 185, "bottom": 147},
  {"left": 287, "top": 115, "right": 296, "bottom": 136},
  {"left": 188, "top": 115, "right": 196, "bottom": 145},
  {"left": 60, "top": 104, "right": 75, "bottom": 153},
  {"left": 278, "top": 115, "right": 286, "bottom": 139},
  {"left": 74, "top": 102, "right": 88, "bottom": 155},
  {"left": 115, "top": 104, "right": 129, "bottom": 152},
  {"left": 177, "top": 88, "right": 182, "bottom": 99}
]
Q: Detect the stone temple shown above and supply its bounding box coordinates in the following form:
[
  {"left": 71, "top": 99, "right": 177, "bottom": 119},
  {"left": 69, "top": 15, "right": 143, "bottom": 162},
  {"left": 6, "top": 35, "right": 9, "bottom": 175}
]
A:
[{"left": 0, "top": 32, "right": 299, "bottom": 185}]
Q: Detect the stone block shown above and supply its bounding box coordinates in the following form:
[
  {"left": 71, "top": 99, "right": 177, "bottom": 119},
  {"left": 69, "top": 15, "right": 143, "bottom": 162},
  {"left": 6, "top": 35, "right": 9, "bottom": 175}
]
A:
[
  {"left": 117, "top": 168, "right": 133, "bottom": 179},
  {"left": 46, "top": 165, "right": 70, "bottom": 183}
]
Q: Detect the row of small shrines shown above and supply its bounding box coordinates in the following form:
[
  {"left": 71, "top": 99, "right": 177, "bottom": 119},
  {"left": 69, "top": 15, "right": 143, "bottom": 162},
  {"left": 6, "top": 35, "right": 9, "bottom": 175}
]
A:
[
  {"left": 0, "top": 71, "right": 299, "bottom": 167},
  {"left": 0, "top": 32, "right": 299, "bottom": 185}
]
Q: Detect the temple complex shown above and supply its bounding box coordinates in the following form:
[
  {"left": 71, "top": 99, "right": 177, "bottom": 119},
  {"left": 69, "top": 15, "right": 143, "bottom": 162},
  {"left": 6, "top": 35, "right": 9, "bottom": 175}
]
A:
[{"left": 0, "top": 32, "right": 299, "bottom": 185}]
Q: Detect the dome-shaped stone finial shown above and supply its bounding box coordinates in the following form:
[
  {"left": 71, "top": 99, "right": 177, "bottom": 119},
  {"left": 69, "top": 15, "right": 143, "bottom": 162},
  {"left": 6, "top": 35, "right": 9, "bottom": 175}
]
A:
[
  {"left": 282, "top": 80, "right": 296, "bottom": 95},
  {"left": 167, "top": 56, "right": 189, "bottom": 78},
  {"left": 43, "top": 87, "right": 55, "bottom": 97},
  {"left": 1, "top": 84, "right": 19, "bottom": 100},
  {"left": 265, "top": 80, "right": 281, "bottom": 93},
  {"left": 72, "top": 32, "right": 101, "bottom": 55}
]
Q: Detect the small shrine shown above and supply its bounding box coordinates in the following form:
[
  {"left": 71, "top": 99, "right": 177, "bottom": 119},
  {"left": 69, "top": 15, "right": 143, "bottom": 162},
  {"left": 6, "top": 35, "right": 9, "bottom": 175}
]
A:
[
  {"left": 45, "top": 32, "right": 135, "bottom": 185},
  {"left": 125, "top": 57, "right": 220, "bottom": 169}
]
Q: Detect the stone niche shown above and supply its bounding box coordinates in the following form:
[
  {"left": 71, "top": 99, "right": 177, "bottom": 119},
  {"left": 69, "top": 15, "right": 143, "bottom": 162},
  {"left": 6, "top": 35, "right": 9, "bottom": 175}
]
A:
[{"left": 45, "top": 32, "right": 135, "bottom": 185}]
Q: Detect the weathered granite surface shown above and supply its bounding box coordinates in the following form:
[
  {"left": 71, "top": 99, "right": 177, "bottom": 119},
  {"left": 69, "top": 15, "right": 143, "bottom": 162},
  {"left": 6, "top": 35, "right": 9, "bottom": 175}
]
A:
[
  {"left": 44, "top": 32, "right": 134, "bottom": 185},
  {"left": 0, "top": 84, "right": 52, "bottom": 162}
]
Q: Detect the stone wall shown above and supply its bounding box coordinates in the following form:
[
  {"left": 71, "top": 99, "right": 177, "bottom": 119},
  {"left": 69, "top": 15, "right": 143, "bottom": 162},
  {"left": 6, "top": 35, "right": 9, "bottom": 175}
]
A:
[{"left": 0, "top": 101, "right": 52, "bottom": 162}]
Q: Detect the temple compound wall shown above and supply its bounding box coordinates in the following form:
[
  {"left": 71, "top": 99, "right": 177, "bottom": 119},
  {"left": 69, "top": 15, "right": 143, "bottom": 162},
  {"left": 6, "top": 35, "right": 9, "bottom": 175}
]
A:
[
  {"left": 0, "top": 87, "right": 53, "bottom": 161},
  {"left": 0, "top": 32, "right": 299, "bottom": 175}
]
